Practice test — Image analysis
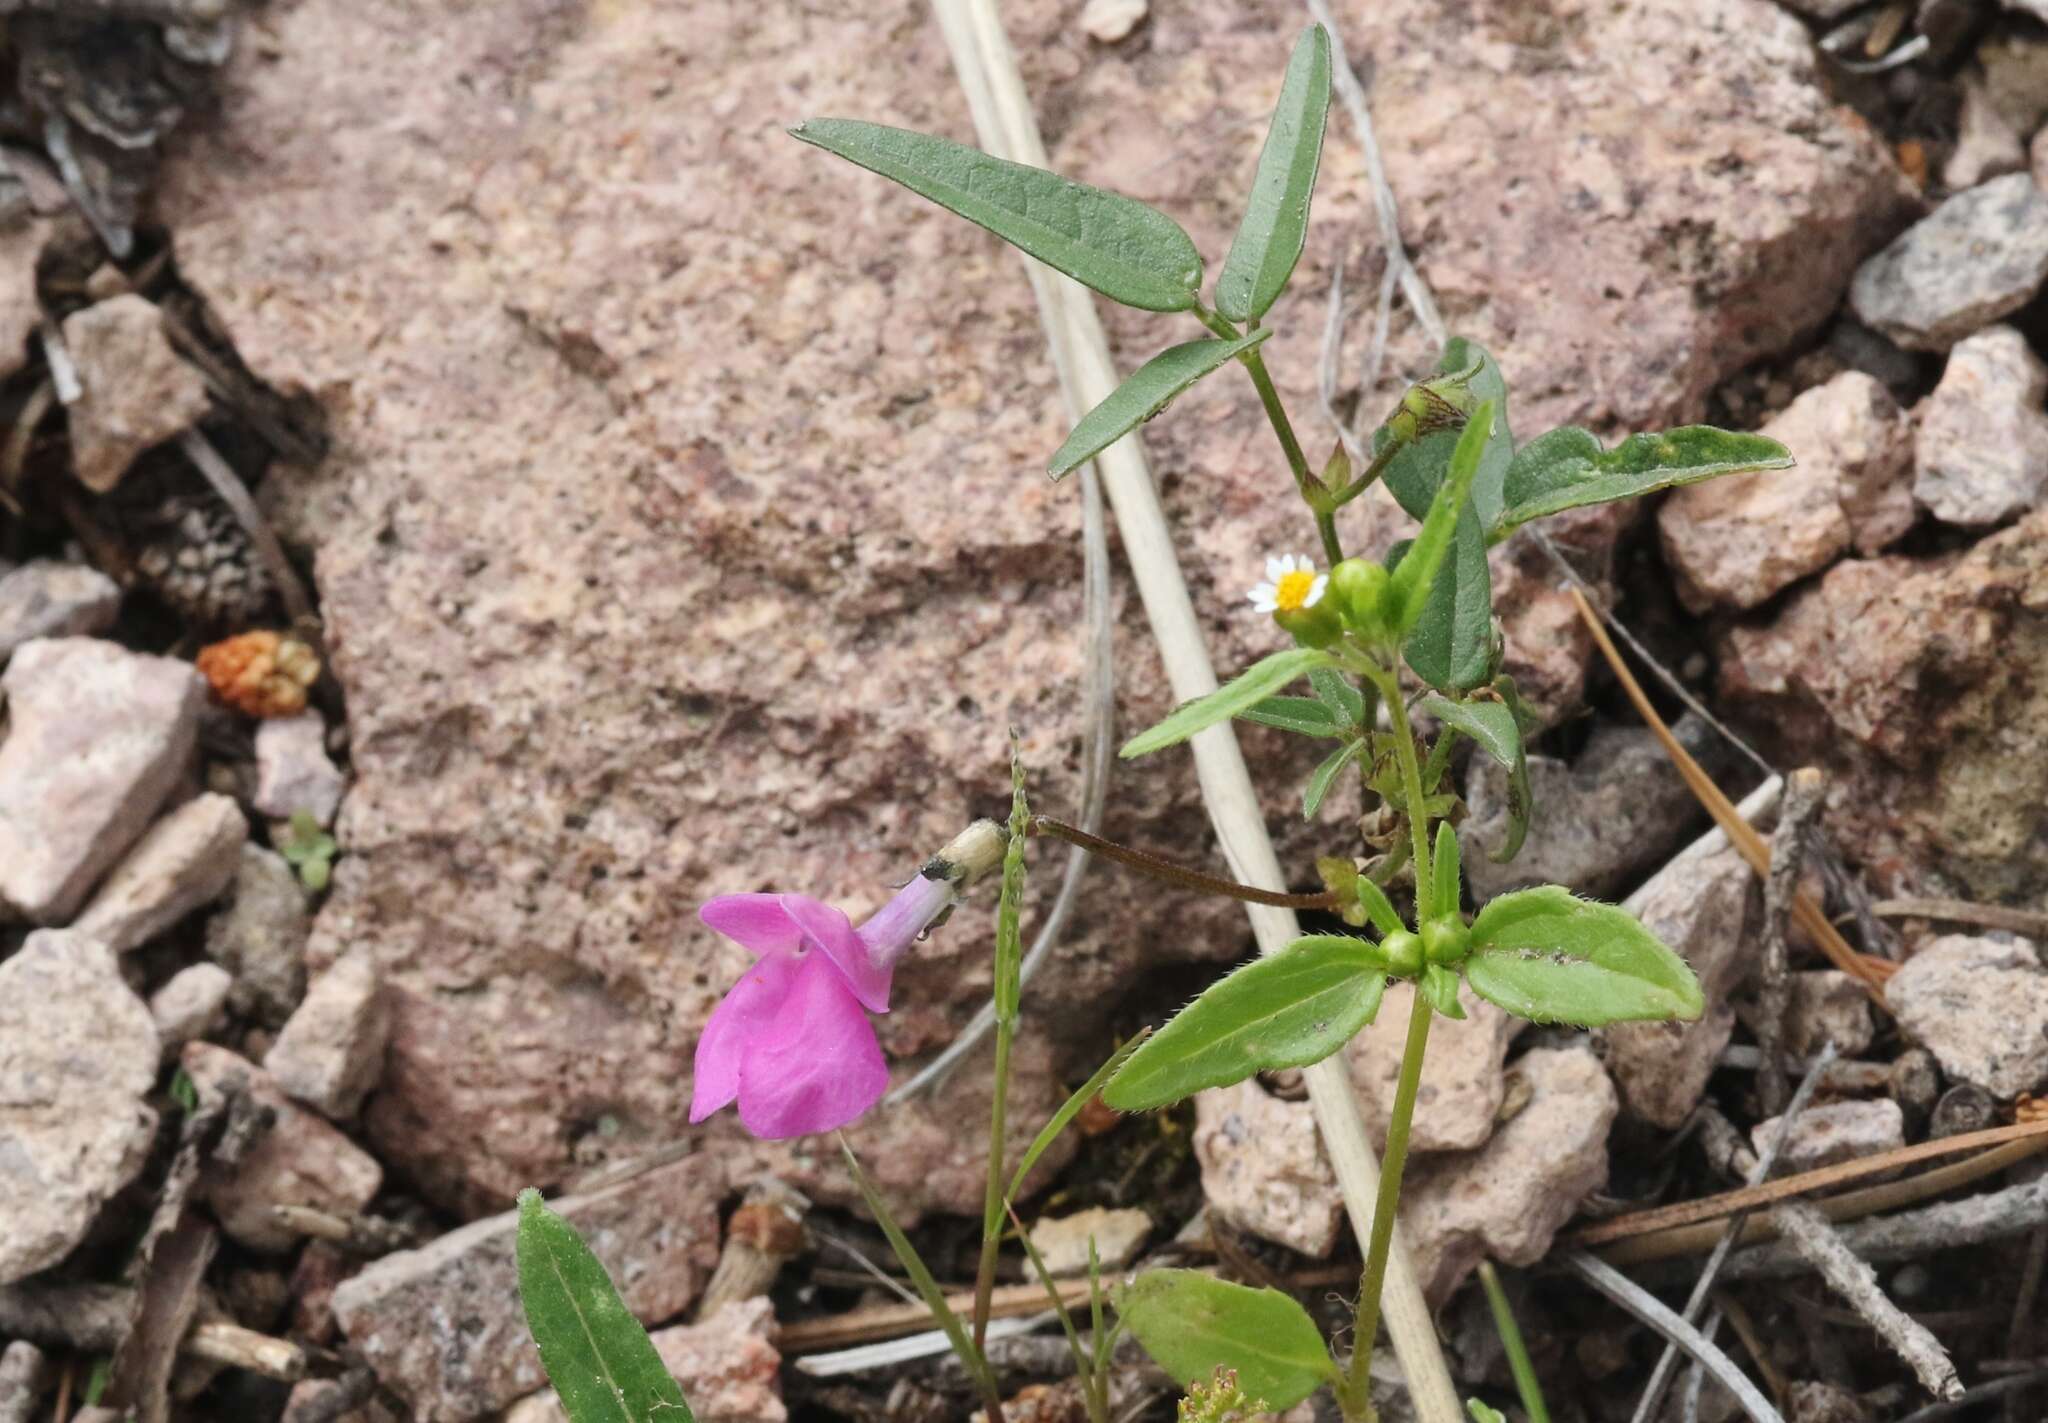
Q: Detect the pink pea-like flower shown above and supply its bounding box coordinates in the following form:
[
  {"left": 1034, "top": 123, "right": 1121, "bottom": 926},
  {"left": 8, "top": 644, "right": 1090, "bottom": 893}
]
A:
[{"left": 690, "top": 824, "right": 1003, "bottom": 1139}]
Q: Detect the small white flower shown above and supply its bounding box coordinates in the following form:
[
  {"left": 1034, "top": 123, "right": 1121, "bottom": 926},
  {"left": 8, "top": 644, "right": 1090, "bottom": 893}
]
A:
[{"left": 1247, "top": 554, "right": 1327, "bottom": 614}]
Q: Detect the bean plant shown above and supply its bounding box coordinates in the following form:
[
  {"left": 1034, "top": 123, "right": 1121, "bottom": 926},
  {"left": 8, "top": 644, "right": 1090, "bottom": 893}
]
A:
[{"left": 518, "top": 24, "right": 1793, "bottom": 1423}]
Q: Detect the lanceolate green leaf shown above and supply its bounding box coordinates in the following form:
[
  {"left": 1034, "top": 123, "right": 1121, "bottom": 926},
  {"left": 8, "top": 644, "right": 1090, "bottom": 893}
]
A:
[
  {"left": 1238, "top": 695, "right": 1341, "bottom": 737},
  {"left": 516, "top": 1191, "right": 695, "bottom": 1423},
  {"left": 1431, "top": 821, "right": 1462, "bottom": 923},
  {"left": 1121, "top": 648, "right": 1334, "bottom": 758},
  {"left": 1420, "top": 964, "right": 1467, "bottom": 1019},
  {"left": 1104, "top": 935, "right": 1388, "bottom": 1110},
  {"left": 1307, "top": 665, "right": 1366, "bottom": 727},
  {"left": 1494, "top": 425, "right": 1794, "bottom": 537},
  {"left": 792, "top": 119, "right": 1204, "bottom": 312},
  {"left": 1389, "top": 400, "right": 1496, "bottom": 692},
  {"left": 1465, "top": 886, "right": 1705, "bottom": 1027},
  {"left": 1051, "top": 332, "right": 1271, "bottom": 477},
  {"left": 1216, "top": 25, "right": 1332, "bottom": 323},
  {"left": 1303, "top": 738, "right": 1364, "bottom": 819},
  {"left": 1421, "top": 696, "right": 1530, "bottom": 863},
  {"left": 1118, "top": 1270, "right": 1339, "bottom": 1408}
]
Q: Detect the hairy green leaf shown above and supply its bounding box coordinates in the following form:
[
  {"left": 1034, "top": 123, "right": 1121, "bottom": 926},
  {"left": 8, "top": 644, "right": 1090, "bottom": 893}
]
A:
[
  {"left": 1307, "top": 665, "right": 1366, "bottom": 728},
  {"left": 1105, "top": 935, "right": 1387, "bottom": 1110},
  {"left": 1122, "top": 648, "right": 1334, "bottom": 758},
  {"left": 1400, "top": 513, "right": 1495, "bottom": 693},
  {"left": 1119, "top": 1269, "right": 1338, "bottom": 1408},
  {"left": 1495, "top": 425, "right": 1793, "bottom": 537},
  {"left": 792, "top": 119, "right": 1203, "bottom": 312},
  {"left": 1421, "top": 697, "right": 1530, "bottom": 863},
  {"left": 1465, "top": 886, "right": 1705, "bottom": 1027},
  {"left": 1216, "top": 25, "right": 1331, "bottom": 323},
  {"left": 1420, "top": 964, "right": 1467, "bottom": 1019},
  {"left": 1431, "top": 821, "right": 1462, "bottom": 923},
  {"left": 1303, "top": 738, "right": 1364, "bottom": 820},
  {"left": 1049, "top": 332, "right": 1272, "bottom": 478},
  {"left": 1238, "top": 695, "right": 1342, "bottom": 737},
  {"left": 516, "top": 1191, "right": 695, "bottom": 1423},
  {"left": 1378, "top": 339, "right": 1513, "bottom": 531},
  {"left": 1355, "top": 876, "right": 1403, "bottom": 938}
]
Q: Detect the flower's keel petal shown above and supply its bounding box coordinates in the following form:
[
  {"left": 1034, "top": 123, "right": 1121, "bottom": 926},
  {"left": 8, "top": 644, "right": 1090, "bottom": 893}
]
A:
[
  {"left": 698, "top": 893, "right": 805, "bottom": 956},
  {"left": 783, "top": 893, "right": 894, "bottom": 1012},
  {"left": 737, "top": 954, "right": 890, "bottom": 1138},
  {"left": 689, "top": 952, "right": 800, "bottom": 1122}
]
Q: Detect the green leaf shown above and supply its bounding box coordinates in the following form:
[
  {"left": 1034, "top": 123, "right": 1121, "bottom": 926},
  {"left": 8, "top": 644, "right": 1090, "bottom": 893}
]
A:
[
  {"left": 1431, "top": 821, "right": 1462, "bottom": 923},
  {"left": 1104, "top": 935, "right": 1388, "bottom": 1110},
  {"left": 1494, "top": 425, "right": 1793, "bottom": 538},
  {"left": 1468, "top": 1403, "right": 1509, "bottom": 1423},
  {"left": 1465, "top": 886, "right": 1706, "bottom": 1027},
  {"left": 516, "top": 1190, "right": 695, "bottom": 1423},
  {"left": 1121, "top": 648, "right": 1334, "bottom": 758},
  {"left": 1421, "top": 696, "right": 1530, "bottom": 864},
  {"left": 1118, "top": 1269, "right": 1339, "bottom": 1408},
  {"left": 1006, "top": 1030, "right": 1149, "bottom": 1205},
  {"left": 1215, "top": 25, "right": 1331, "bottom": 323},
  {"left": 1420, "top": 964, "right": 1467, "bottom": 1019},
  {"left": 1303, "top": 739, "right": 1364, "bottom": 820},
  {"left": 792, "top": 119, "right": 1203, "bottom": 312},
  {"left": 1355, "top": 876, "right": 1403, "bottom": 938},
  {"left": 1400, "top": 512, "right": 1495, "bottom": 693},
  {"left": 1307, "top": 665, "right": 1366, "bottom": 727},
  {"left": 1238, "top": 695, "right": 1341, "bottom": 737},
  {"left": 1378, "top": 339, "right": 1513, "bottom": 532},
  {"left": 1049, "top": 332, "right": 1272, "bottom": 478}
]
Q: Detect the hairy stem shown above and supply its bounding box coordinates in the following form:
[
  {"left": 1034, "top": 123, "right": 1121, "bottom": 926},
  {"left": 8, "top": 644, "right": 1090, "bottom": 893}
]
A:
[
  {"left": 1027, "top": 816, "right": 1339, "bottom": 909},
  {"left": 1341, "top": 986, "right": 1435, "bottom": 1419},
  {"left": 972, "top": 1017, "right": 1011, "bottom": 1351},
  {"left": 1363, "top": 664, "right": 1435, "bottom": 914}
]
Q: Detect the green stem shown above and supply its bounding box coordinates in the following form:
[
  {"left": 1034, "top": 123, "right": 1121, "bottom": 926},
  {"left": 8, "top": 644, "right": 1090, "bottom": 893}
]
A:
[
  {"left": 1478, "top": 1260, "right": 1552, "bottom": 1423},
  {"left": 1192, "top": 301, "right": 1339, "bottom": 562},
  {"left": 972, "top": 1011, "right": 1013, "bottom": 1351},
  {"left": 1340, "top": 986, "right": 1435, "bottom": 1418},
  {"left": 1364, "top": 663, "right": 1435, "bottom": 914}
]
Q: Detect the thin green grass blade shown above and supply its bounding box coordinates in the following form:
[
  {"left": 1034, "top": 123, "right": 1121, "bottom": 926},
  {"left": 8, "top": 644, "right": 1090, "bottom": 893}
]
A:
[{"left": 1007, "top": 1030, "right": 1149, "bottom": 1204}]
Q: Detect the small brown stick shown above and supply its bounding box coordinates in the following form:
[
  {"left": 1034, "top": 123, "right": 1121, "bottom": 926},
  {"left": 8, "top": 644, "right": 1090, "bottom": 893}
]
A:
[
  {"left": 1720, "top": 1172, "right": 2048, "bottom": 1283},
  {"left": 1757, "top": 768, "right": 1825, "bottom": 1116},
  {"left": 1577, "top": 1120, "right": 2048, "bottom": 1253},
  {"left": 181, "top": 1322, "right": 305, "bottom": 1382},
  {"left": 1871, "top": 897, "right": 2048, "bottom": 941},
  {"left": 1768, "top": 1200, "right": 1962, "bottom": 1399},
  {"left": 177, "top": 427, "right": 317, "bottom": 629},
  {"left": 1569, "top": 587, "right": 1893, "bottom": 995},
  {"left": 780, "top": 1279, "right": 1094, "bottom": 1354},
  {"left": 267, "top": 1204, "right": 423, "bottom": 1257},
  {"left": 1710, "top": 1289, "right": 1787, "bottom": 1411},
  {"left": 1028, "top": 816, "right": 1339, "bottom": 910},
  {"left": 694, "top": 1179, "right": 809, "bottom": 1322}
]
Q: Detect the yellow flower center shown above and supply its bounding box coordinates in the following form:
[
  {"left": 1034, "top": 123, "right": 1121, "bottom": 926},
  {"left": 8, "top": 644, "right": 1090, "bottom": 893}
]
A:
[{"left": 1274, "top": 568, "right": 1317, "bottom": 612}]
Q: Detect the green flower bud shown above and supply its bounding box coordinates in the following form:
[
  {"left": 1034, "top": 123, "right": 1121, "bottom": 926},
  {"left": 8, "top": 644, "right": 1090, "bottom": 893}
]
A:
[
  {"left": 1421, "top": 914, "right": 1471, "bottom": 967},
  {"left": 1274, "top": 599, "right": 1343, "bottom": 649},
  {"left": 1381, "top": 928, "right": 1424, "bottom": 977},
  {"left": 1329, "top": 558, "right": 1392, "bottom": 640}
]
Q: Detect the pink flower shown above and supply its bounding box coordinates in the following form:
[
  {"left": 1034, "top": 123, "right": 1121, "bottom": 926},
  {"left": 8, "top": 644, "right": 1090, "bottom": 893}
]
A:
[{"left": 690, "top": 825, "right": 1002, "bottom": 1139}]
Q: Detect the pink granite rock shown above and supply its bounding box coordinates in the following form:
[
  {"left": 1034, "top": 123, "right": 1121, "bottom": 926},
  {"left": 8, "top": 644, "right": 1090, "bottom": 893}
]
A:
[
  {"left": 1720, "top": 510, "right": 2048, "bottom": 907},
  {"left": 155, "top": 0, "right": 1912, "bottom": 1215},
  {"left": 61, "top": 294, "right": 210, "bottom": 493}
]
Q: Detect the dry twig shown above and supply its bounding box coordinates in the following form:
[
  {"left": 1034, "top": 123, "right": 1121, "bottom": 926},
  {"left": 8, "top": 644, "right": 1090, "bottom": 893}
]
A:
[
  {"left": 1562, "top": 1252, "right": 1784, "bottom": 1423},
  {"left": 1768, "top": 1201, "right": 1962, "bottom": 1400},
  {"left": 1871, "top": 897, "right": 2048, "bottom": 941},
  {"left": 1721, "top": 1172, "right": 2048, "bottom": 1282}
]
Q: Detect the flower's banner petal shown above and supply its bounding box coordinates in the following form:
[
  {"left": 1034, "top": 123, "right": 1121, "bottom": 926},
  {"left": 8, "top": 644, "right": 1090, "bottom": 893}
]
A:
[
  {"left": 1420, "top": 696, "right": 1529, "bottom": 863},
  {"left": 792, "top": 118, "right": 1205, "bottom": 313},
  {"left": 1465, "top": 885, "right": 1705, "bottom": 1027},
  {"left": 1494, "top": 425, "right": 1793, "bottom": 537},
  {"left": 1216, "top": 24, "right": 1332, "bottom": 324},
  {"left": 689, "top": 953, "right": 799, "bottom": 1122},
  {"left": 1049, "top": 332, "right": 1271, "bottom": 479},
  {"left": 516, "top": 1191, "right": 696, "bottom": 1423},
  {"left": 1118, "top": 1269, "right": 1339, "bottom": 1408},
  {"left": 1121, "top": 647, "right": 1335, "bottom": 758},
  {"left": 781, "top": 893, "right": 893, "bottom": 1012},
  {"left": 738, "top": 954, "right": 889, "bottom": 1138},
  {"left": 1104, "top": 934, "right": 1388, "bottom": 1110},
  {"left": 698, "top": 893, "right": 805, "bottom": 956}
]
